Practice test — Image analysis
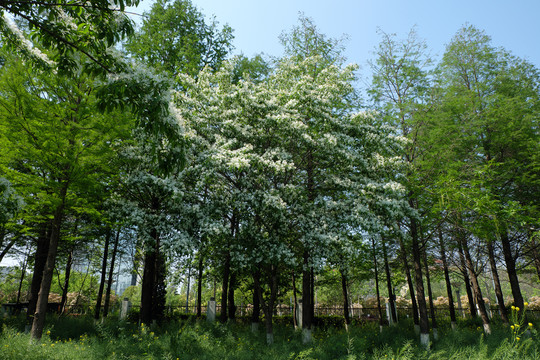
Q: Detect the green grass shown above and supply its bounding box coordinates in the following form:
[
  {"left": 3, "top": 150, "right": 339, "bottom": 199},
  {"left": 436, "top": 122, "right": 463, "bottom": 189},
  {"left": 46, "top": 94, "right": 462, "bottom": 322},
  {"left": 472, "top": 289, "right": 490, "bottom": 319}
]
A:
[{"left": 0, "top": 315, "right": 538, "bottom": 360}]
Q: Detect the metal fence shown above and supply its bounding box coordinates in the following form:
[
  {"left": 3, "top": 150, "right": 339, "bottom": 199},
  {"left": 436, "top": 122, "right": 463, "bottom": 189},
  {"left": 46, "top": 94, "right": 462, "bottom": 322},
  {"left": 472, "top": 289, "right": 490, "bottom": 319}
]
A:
[
  {"left": 159, "top": 304, "right": 540, "bottom": 321},
  {"left": 5, "top": 301, "right": 540, "bottom": 321}
]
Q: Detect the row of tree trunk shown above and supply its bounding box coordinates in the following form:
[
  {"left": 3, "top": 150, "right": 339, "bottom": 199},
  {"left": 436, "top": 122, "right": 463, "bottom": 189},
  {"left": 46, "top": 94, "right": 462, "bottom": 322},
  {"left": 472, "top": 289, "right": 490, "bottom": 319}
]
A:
[{"left": 20, "top": 211, "right": 533, "bottom": 345}]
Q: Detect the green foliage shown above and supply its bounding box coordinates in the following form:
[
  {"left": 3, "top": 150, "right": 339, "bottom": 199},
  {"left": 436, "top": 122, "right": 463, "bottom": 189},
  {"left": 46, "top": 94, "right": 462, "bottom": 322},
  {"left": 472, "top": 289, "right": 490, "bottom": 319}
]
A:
[{"left": 126, "top": 0, "right": 234, "bottom": 79}]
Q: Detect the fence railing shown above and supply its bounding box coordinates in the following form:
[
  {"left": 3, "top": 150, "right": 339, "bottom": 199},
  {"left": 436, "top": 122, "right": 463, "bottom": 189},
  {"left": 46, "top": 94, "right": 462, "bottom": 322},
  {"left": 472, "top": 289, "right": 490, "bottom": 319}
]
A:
[
  {"left": 158, "top": 304, "right": 540, "bottom": 321},
  {"left": 4, "top": 302, "right": 540, "bottom": 321}
]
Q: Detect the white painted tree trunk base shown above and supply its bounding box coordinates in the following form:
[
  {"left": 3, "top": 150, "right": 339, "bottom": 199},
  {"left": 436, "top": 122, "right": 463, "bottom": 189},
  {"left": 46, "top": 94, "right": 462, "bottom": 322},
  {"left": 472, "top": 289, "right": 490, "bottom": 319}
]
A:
[
  {"left": 302, "top": 328, "right": 312, "bottom": 344},
  {"left": 451, "top": 321, "right": 456, "bottom": 330},
  {"left": 420, "top": 333, "right": 430, "bottom": 349},
  {"left": 251, "top": 322, "right": 259, "bottom": 333},
  {"left": 379, "top": 325, "right": 384, "bottom": 333},
  {"left": 433, "top": 328, "right": 438, "bottom": 340},
  {"left": 266, "top": 333, "right": 274, "bottom": 345},
  {"left": 483, "top": 323, "right": 492, "bottom": 335}
]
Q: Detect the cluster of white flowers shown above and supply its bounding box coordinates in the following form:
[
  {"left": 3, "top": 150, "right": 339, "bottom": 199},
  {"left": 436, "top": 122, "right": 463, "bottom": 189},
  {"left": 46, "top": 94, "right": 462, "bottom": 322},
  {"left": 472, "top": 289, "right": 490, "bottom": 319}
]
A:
[
  {"left": 162, "top": 54, "right": 412, "bottom": 295},
  {"left": 1, "top": 14, "right": 55, "bottom": 67}
]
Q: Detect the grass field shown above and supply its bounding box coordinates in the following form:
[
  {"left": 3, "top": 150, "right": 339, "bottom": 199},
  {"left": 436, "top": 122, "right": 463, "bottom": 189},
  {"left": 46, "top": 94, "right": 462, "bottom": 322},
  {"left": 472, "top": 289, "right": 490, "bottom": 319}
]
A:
[{"left": 0, "top": 314, "right": 538, "bottom": 359}]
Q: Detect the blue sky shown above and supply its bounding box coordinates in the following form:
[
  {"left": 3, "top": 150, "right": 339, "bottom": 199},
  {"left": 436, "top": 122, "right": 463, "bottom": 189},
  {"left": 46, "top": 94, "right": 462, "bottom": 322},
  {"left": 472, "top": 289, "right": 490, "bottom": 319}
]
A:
[{"left": 128, "top": 0, "right": 540, "bottom": 74}]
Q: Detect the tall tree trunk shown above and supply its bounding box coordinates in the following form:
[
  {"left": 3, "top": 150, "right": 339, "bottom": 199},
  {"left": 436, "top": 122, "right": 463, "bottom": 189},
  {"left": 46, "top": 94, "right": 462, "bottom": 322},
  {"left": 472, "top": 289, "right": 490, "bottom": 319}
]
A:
[
  {"left": 500, "top": 229, "right": 525, "bottom": 313},
  {"left": 438, "top": 229, "right": 456, "bottom": 328},
  {"left": 227, "top": 272, "right": 236, "bottom": 320},
  {"left": 398, "top": 237, "right": 419, "bottom": 329},
  {"left": 252, "top": 270, "right": 261, "bottom": 331},
  {"left": 27, "top": 221, "right": 51, "bottom": 324},
  {"left": 16, "top": 245, "right": 30, "bottom": 305},
  {"left": 131, "top": 235, "right": 143, "bottom": 286},
  {"left": 196, "top": 255, "right": 204, "bottom": 318},
  {"left": 292, "top": 271, "right": 298, "bottom": 329},
  {"left": 153, "top": 247, "right": 167, "bottom": 322},
  {"left": 185, "top": 262, "right": 191, "bottom": 313},
  {"left": 340, "top": 269, "right": 351, "bottom": 330},
  {"left": 140, "top": 227, "right": 164, "bottom": 324},
  {"left": 104, "top": 229, "right": 120, "bottom": 317},
  {"left": 59, "top": 248, "right": 73, "bottom": 314},
  {"left": 95, "top": 228, "right": 112, "bottom": 320},
  {"left": 301, "top": 250, "right": 312, "bottom": 343},
  {"left": 372, "top": 238, "right": 384, "bottom": 331},
  {"left": 382, "top": 238, "right": 397, "bottom": 324},
  {"left": 422, "top": 243, "right": 438, "bottom": 339},
  {"left": 220, "top": 252, "right": 230, "bottom": 322},
  {"left": 254, "top": 265, "right": 278, "bottom": 345},
  {"left": 486, "top": 240, "right": 508, "bottom": 324},
  {"left": 410, "top": 215, "right": 429, "bottom": 347},
  {"left": 460, "top": 233, "right": 491, "bottom": 334},
  {"left": 457, "top": 237, "right": 477, "bottom": 318},
  {"left": 310, "top": 268, "right": 315, "bottom": 323},
  {"left": 30, "top": 183, "right": 68, "bottom": 340}
]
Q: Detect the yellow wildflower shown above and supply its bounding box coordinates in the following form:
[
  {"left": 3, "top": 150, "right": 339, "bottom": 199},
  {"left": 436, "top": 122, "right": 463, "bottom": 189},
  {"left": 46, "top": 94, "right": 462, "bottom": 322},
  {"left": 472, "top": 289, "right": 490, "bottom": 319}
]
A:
[
  {"left": 516, "top": 306, "right": 520, "bottom": 312},
  {"left": 517, "top": 337, "right": 521, "bottom": 341},
  {"left": 524, "top": 302, "right": 528, "bottom": 307},
  {"left": 529, "top": 323, "right": 534, "bottom": 327}
]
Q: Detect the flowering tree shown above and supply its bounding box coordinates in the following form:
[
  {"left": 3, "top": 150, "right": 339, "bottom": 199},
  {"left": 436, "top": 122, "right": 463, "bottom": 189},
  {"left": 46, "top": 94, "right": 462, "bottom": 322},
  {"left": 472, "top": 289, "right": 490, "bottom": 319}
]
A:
[{"left": 175, "top": 51, "right": 409, "bottom": 343}]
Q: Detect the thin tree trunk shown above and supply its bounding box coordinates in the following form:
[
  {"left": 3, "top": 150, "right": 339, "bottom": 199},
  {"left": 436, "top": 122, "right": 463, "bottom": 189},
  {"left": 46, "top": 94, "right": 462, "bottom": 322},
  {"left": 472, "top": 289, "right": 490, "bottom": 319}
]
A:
[
  {"left": 196, "top": 255, "right": 204, "bottom": 318},
  {"left": 59, "top": 248, "right": 73, "bottom": 314},
  {"left": 372, "top": 239, "right": 384, "bottom": 331},
  {"left": 95, "top": 229, "right": 111, "bottom": 320},
  {"left": 16, "top": 245, "right": 30, "bottom": 305},
  {"left": 382, "top": 238, "right": 397, "bottom": 324},
  {"left": 486, "top": 240, "right": 508, "bottom": 324},
  {"left": 399, "top": 237, "right": 419, "bottom": 329},
  {"left": 438, "top": 229, "right": 456, "bottom": 328},
  {"left": 185, "top": 262, "right": 191, "bottom": 313},
  {"left": 0, "top": 226, "right": 16, "bottom": 264},
  {"left": 227, "top": 272, "right": 236, "bottom": 320},
  {"left": 30, "top": 183, "right": 68, "bottom": 340},
  {"left": 292, "top": 271, "right": 298, "bottom": 329},
  {"left": 255, "top": 266, "right": 278, "bottom": 345},
  {"left": 220, "top": 252, "right": 230, "bottom": 322},
  {"left": 27, "top": 221, "right": 50, "bottom": 324},
  {"left": 500, "top": 229, "right": 525, "bottom": 313},
  {"left": 410, "top": 215, "right": 429, "bottom": 347},
  {"left": 340, "top": 269, "right": 351, "bottom": 331},
  {"left": 460, "top": 233, "right": 491, "bottom": 334},
  {"left": 252, "top": 270, "right": 261, "bottom": 331},
  {"left": 422, "top": 242, "right": 438, "bottom": 338},
  {"left": 310, "top": 268, "right": 315, "bottom": 324},
  {"left": 104, "top": 229, "right": 120, "bottom": 317},
  {"left": 457, "top": 237, "right": 477, "bottom": 318},
  {"left": 302, "top": 250, "right": 312, "bottom": 342},
  {"left": 131, "top": 235, "right": 143, "bottom": 286}
]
